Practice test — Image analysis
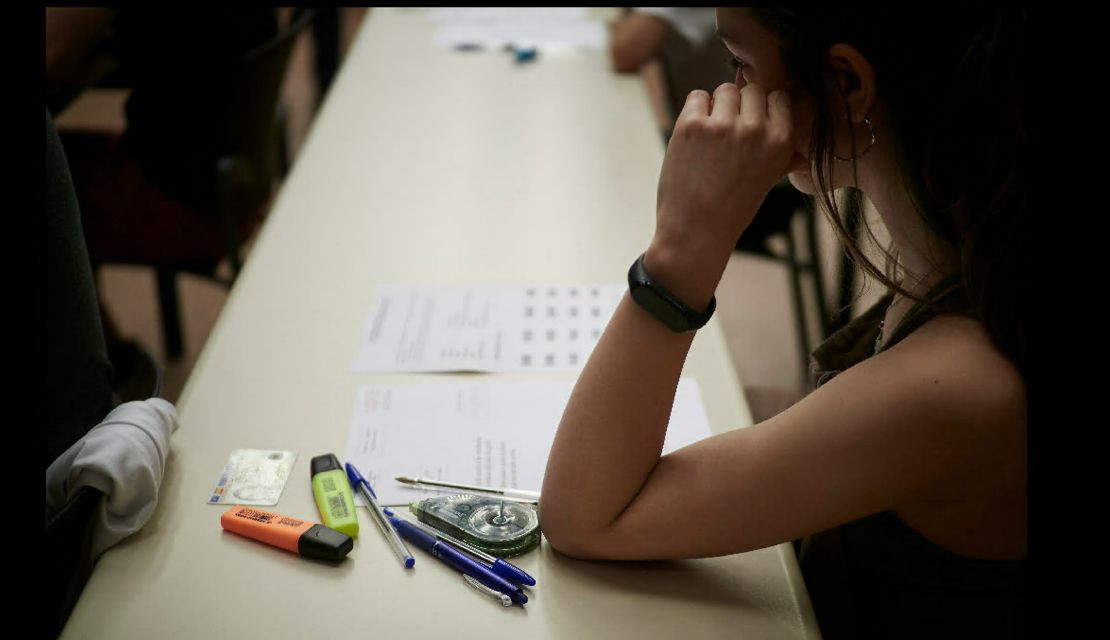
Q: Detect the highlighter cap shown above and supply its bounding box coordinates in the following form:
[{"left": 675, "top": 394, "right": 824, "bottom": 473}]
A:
[
  {"left": 310, "top": 454, "right": 342, "bottom": 477},
  {"left": 299, "top": 524, "right": 354, "bottom": 561}
]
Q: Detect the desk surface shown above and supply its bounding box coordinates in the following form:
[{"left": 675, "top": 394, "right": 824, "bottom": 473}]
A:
[{"left": 63, "top": 9, "right": 819, "bottom": 639}]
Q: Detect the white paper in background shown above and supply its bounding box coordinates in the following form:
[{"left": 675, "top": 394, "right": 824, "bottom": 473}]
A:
[
  {"left": 351, "top": 284, "right": 624, "bottom": 373},
  {"left": 425, "top": 7, "right": 606, "bottom": 50},
  {"left": 426, "top": 8, "right": 590, "bottom": 22},
  {"left": 344, "top": 379, "right": 713, "bottom": 506}
]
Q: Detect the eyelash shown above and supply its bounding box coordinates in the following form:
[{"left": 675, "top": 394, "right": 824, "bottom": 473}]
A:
[{"left": 727, "top": 57, "right": 748, "bottom": 78}]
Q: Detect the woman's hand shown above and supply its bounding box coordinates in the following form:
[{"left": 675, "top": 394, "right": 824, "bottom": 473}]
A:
[{"left": 646, "top": 82, "right": 795, "bottom": 307}]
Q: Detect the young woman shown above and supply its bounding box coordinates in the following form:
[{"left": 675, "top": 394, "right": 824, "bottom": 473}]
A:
[{"left": 541, "top": 8, "right": 1026, "bottom": 637}]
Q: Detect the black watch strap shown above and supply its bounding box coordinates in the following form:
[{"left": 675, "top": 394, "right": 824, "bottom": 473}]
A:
[{"left": 627, "top": 253, "right": 715, "bottom": 333}]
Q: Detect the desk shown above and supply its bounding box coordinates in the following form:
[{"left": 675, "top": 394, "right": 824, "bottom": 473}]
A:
[{"left": 62, "top": 9, "right": 819, "bottom": 638}]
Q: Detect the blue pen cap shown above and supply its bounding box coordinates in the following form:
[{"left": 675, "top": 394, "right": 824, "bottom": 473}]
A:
[
  {"left": 492, "top": 558, "right": 536, "bottom": 587},
  {"left": 345, "top": 462, "right": 377, "bottom": 498}
]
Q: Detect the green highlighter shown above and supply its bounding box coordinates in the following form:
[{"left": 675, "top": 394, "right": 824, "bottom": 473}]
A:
[{"left": 310, "top": 454, "right": 359, "bottom": 538}]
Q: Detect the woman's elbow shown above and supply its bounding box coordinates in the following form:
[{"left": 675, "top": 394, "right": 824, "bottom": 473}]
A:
[
  {"left": 543, "top": 529, "right": 608, "bottom": 560},
  {"left": 539, "top": 503, "right": 609, "bottom": 560}
]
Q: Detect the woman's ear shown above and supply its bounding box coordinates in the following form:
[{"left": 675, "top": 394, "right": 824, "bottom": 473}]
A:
[{"left": 827, "top": 43, "right": 876, "bottom": 123}]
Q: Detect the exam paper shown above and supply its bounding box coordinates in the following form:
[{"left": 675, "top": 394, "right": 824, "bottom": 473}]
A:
[
  {"left": 351, "top": 284, "right": 624, "bottom": 373},
  {"left": 344, "top": 379, "right": 713, "bottom": 507},
  {"left": 425, "top": 7, "right": 607, "bottom": 50}
]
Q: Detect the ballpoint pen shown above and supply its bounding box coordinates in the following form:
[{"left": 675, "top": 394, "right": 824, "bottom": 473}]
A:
[
  {"left": 463, "top": 575, "right": 512, "bottom": 607},
  {"left": 395, "top": 476, "right": 541, "bottom": 502},
  {"left": 388, "top": 515, "right": 528, "bottom": 606},
  {"left": 345, "top": 463, "right": 415, "bottom": 569},
  {"left": 393, "top": 511, "right": 536, "bottom": 586}
]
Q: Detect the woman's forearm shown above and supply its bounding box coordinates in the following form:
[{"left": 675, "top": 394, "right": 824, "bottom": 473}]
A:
[
  {"left": 539, "top": 290, "right": 697, "bottom": 557},
  {"left": 541, "top": 81, "right": 793, "bottom": 557}
]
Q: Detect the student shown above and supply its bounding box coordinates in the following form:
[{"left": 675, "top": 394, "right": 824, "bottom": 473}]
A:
[
  {"left": 608, "top": 7, "right": 717, "bottom": 74},
  {"left": 608, "top": 8, "right": 731, "bottom": 137},
  {"left": 46, "top": 105, "right": 180, "bottom": 637},
  {"left": 541, "top": 8, "right": 1026, "bottom": 638},
  {"left": 44, "top": 105, "right": 117, "bottom": 471}
]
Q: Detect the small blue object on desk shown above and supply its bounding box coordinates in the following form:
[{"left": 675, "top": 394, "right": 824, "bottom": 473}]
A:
[
  {"left": 503, "top": 43, "right": 538, "bottom": 64},
  {"left": 512, "top": 46, "right": 537, "bottom": 63}
]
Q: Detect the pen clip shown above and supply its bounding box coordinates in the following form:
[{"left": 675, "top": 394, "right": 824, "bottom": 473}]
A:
[{"left": 463, "top": 575, "right": 512, "bottom": 607}]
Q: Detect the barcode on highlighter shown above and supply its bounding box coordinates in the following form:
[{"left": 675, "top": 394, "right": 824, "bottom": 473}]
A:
[
  {"left": 236, "top": 509, "right": 273, "bottom": 523},
  {"left": 328, "top": 494, "right": 350, "bottom": 517},
  {"left": 322, "top": 477, "right": 336, "bottom": 492}
]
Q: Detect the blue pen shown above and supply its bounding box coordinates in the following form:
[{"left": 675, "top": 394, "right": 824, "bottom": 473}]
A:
[
  {"left": 345, "top": 463, "right": 415, "bottom": 569},
  {"left": 398, "top": 514, "right": 536, "bottom": 587},
  {"left": 389, "top": 516, "right": 528, "bottom": 606}
]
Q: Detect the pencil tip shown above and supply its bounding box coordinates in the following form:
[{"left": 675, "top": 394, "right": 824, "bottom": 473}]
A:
[{"left": 395, "top": 476, "right": 414, "bottom": 483}]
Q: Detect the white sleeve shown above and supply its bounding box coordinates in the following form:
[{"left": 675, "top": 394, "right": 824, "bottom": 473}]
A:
[
  {"left": 634, "top": 7, "right": 718, "bottom": 47},
  {"left": 45, "top": 398, "right": 179, "bottom": 560}
]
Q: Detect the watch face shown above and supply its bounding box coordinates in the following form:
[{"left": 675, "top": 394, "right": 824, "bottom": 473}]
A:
[
  {"left": 628, "top": 252, "right": 714, "bottom": 333},
  {"left": 629, "top": 284, "right": 688, "bottom": 332}
]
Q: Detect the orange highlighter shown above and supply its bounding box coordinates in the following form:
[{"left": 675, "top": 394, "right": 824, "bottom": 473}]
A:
[{"left": 221, "top": 506, "right": 353, "bottom": 561}]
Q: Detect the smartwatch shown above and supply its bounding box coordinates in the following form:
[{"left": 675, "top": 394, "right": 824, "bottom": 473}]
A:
[{"left": 627, "top": 252, "right": 715, "bottom": 333}]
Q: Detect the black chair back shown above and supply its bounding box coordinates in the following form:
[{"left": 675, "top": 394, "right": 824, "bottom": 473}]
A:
[
  {"left": 152, "top": 8, "right": 315, "bottom": 358},
  {"left": 217, "top": 8, "right": 315, "bottom": 216}
]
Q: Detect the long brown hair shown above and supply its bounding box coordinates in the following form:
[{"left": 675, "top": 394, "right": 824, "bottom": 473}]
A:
[{"left": 749, "top": 8, "right": 1028, "bottom": 377}]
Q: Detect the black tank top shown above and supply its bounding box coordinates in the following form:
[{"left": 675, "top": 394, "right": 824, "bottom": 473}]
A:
[{"left": 800, "top": 294, "right": 1027, "bottom": 639}]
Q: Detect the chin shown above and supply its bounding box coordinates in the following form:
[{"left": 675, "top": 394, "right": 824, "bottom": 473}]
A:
[{"left": 787, "top": 170, "right": 819, "bottom": 195}]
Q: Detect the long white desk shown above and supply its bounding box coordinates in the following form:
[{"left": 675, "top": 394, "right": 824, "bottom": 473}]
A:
[{"left": 62, "top": 9, "right": 819, "bottom": 638}]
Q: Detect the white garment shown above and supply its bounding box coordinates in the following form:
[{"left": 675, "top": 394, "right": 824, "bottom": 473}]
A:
[
  {"left": 635, "top": 7, "right": 717, "bottom": 48},
  {"left": 45, "top": 398, "right": 179, "bottom": 560}
]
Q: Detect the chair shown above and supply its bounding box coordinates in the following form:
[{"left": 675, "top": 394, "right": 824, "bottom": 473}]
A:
[
  {"left": 735, "top": 181, "right": 832, "bottom": 388},
  {"left": 155, "top": 8, "right": 314, "bottom": 358},
  {"left": 829, "top": 190, "right": 864, "bottom": 335},
  {"left": 73, "top": 8, "right": 314, "bottom": 359},
  {"left": 742, "top": 187, "right": 871, "bottom": 384}
]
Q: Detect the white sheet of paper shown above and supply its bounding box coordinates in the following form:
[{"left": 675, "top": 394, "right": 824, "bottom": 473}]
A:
[
  {"left": 351, "top": 284, "right": 624, "bottom": 372},
  {"left": 426, "top": 8, "right": 590, "bottom": 22},
  {"left": 343, "top": 379, "right": 713, "bottom": 506},
  {"left": 425, "top": 7, "right": 606, "bottom": 50}
]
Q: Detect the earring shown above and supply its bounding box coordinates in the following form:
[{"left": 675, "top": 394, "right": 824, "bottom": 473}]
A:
[{"left": 833, "top": 116, "right": 876, "bottom": 161}]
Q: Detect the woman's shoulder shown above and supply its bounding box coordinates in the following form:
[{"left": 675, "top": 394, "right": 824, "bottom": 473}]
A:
[
  {"left": 875, "top": 313, "right": 1026, "bottom": 448},
  {"left": 874, "top": 314, "right": 1027, "bottom": 552}
]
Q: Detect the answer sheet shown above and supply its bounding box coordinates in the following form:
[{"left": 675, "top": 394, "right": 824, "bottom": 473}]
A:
[
  {"left": 344, "top": 379, "right": 713, "bottom": 506},
  {"left": 424, "top": 7, "right": 607, "bottom": 51},
  {"left": 351, "top": 284, "right": 624, "bottom": 373}
]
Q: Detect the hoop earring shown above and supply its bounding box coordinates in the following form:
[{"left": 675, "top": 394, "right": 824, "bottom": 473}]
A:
[{"left": 833, "top": 116, "right": 876, "bottom": 161}]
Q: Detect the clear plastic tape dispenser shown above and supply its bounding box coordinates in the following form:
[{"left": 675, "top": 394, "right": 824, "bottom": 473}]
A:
[{"left": 409, "top": 494, "right": 541, "bottom": 557}]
